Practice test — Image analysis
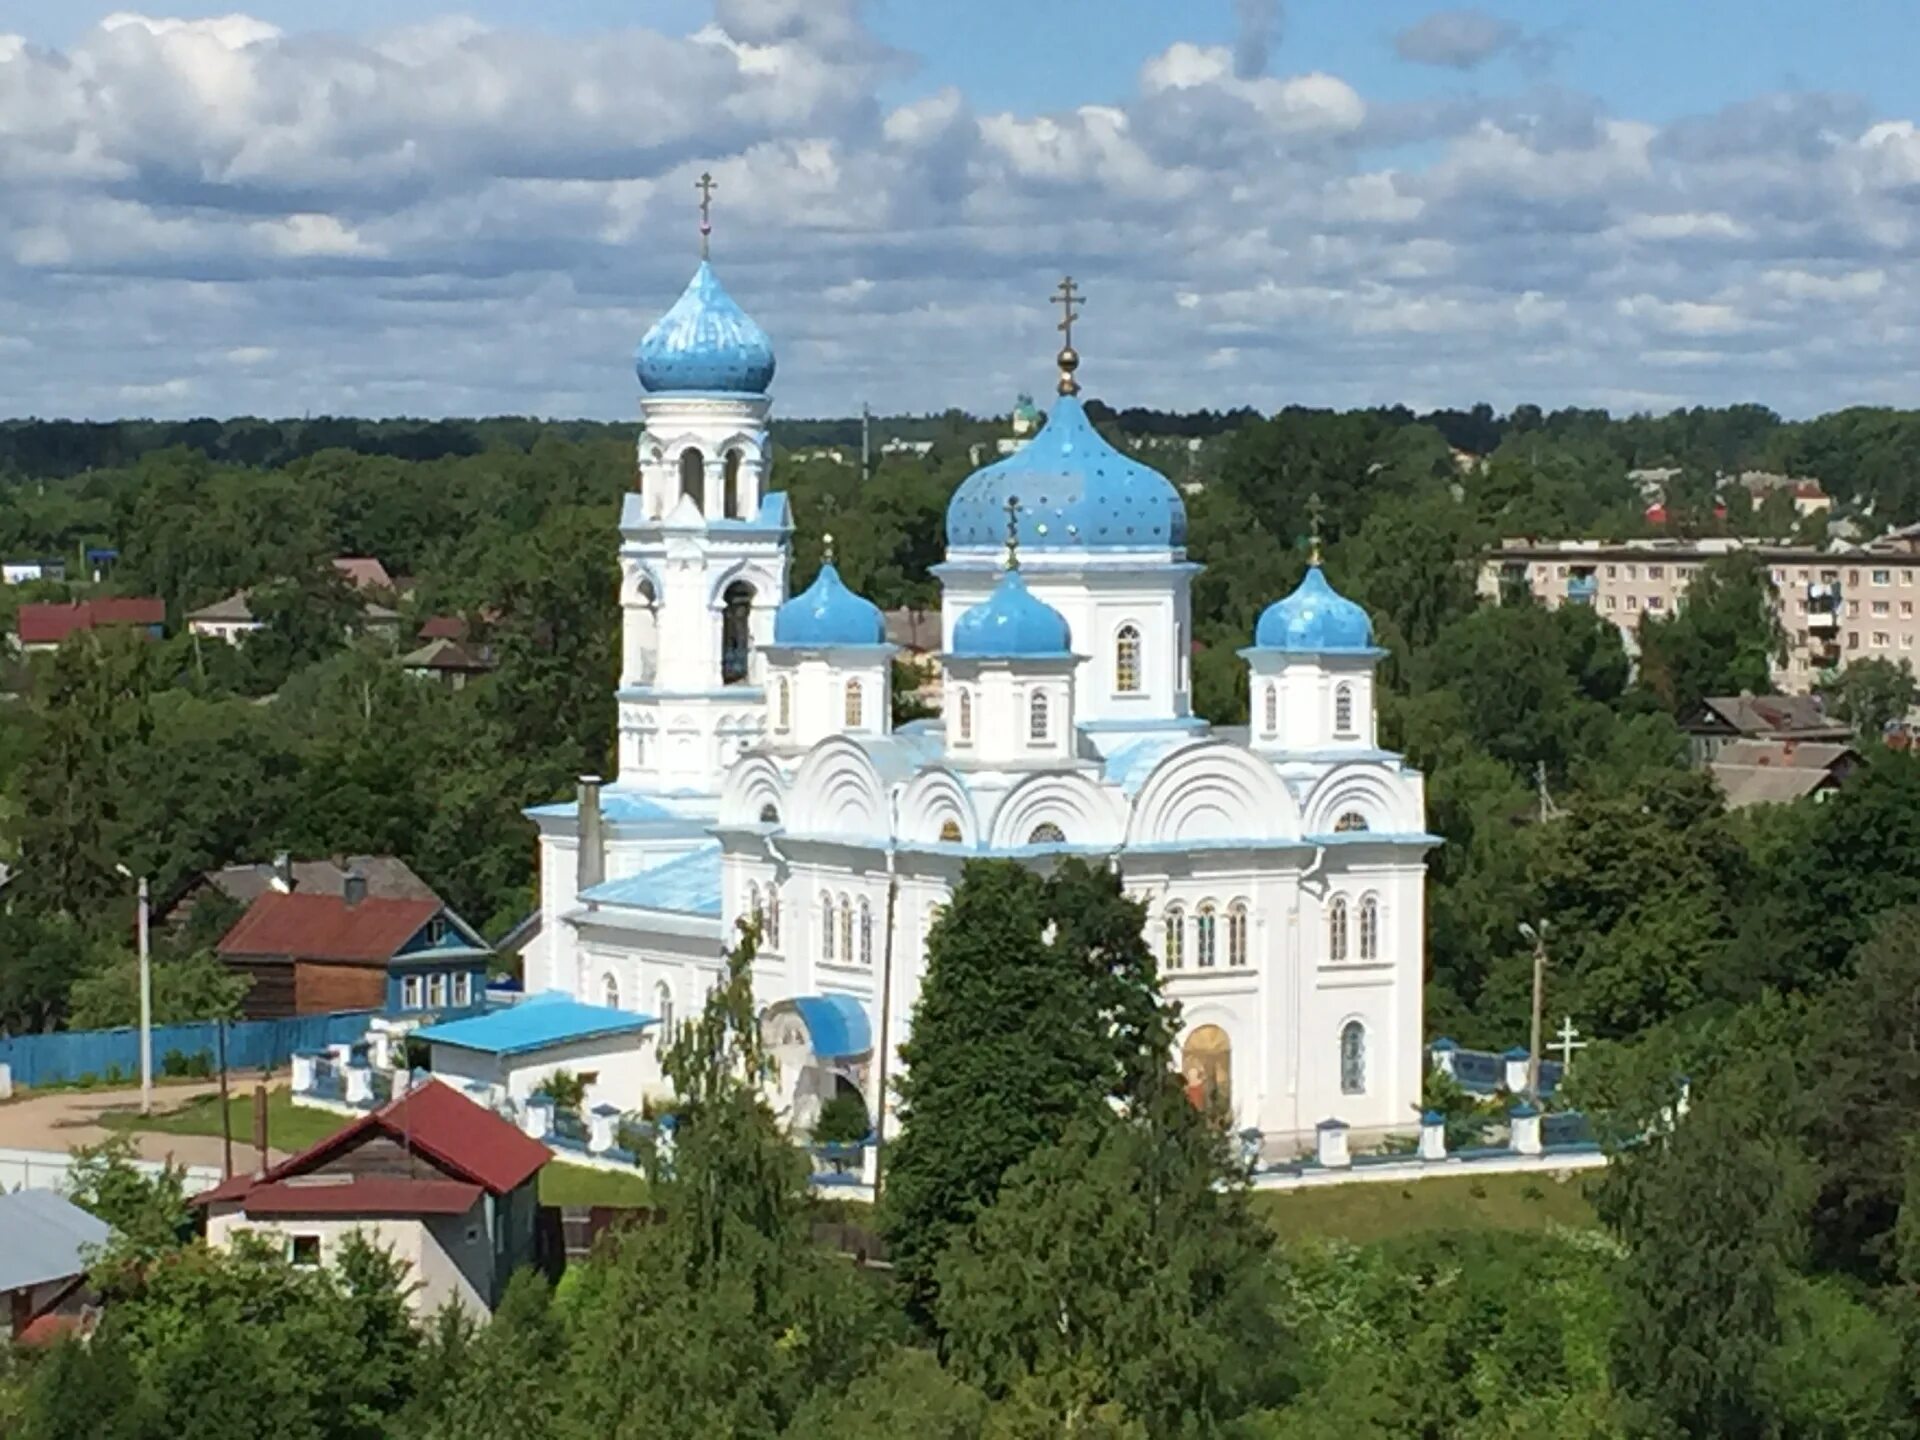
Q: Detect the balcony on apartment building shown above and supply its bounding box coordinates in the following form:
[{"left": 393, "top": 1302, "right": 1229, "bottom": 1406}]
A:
[{"left": 1564, "top": 571, "right": 1598, "bottom": 605}]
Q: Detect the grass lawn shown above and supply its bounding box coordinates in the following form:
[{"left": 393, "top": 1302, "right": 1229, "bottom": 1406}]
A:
[
  {"left": 538, "top": 1160, "right": 654, "bottom": 1208},
  {"left": 1252, "top": 1170, "right": 1600, "bottom": 1245},
  {"left": 101, "top": 1086, "right": 349, "bottom": 1156}
]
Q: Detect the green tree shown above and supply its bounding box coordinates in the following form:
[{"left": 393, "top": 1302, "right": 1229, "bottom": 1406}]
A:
[
  {"left": 62, "top": 1135, "right": 192, "bottom": 1260},
  {"left": 784, "top": 1348, "right": 990, "bottom": 1440},
  {"left": 1635, "top": 552, "right": 1785, "bottom": 715},
  {"left": 65, "top": 948, "right": 249, "bottom": 1030},
  {"left": 1818, "top": 655, "right": 1917, "bottom": 739}
]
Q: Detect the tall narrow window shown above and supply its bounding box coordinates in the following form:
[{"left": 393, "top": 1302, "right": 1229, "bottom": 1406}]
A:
[
  {"left": 820, "top": 892, "right": 835, "bottom": 960},
  {"left": 722, "top": 449, "right": 742, "bottom": 518},
  {"left": 655, "top": 981, "right": 674, "bottom": 1039},
  {"left": 722, "top": 582, "right": 755, "bottom": 685},
  {"left": 602, "top": 973, "right": 620, "bottom": 1010},
  {"left": 1334, "top": 683, "right": 1355, "bottom": 736},
  {"left": 1228, "top": 901, "right": 1249, "bottom": 967},
  {"left": 1359, "top": 895, "right": 1379, "bottom": 960},
  {"left": 845, "top": 680, "right": 864, "bottom": 729},
  {"left": 765, "top": 887, "right": 781, "bottom": 948},
  {"left": 746, "top": 882, "right": 762, "bottom": 936},
  {"left": 1340, "top": 1021, "right": 1366, "bottom": 1095},
  {"left": 1328, "top": 897, "right": 1349, "bottom": 962},
  {"left": 957, "top": 688, "right": 973, "bottom": 743},
  {"left": 1029, "top": 688, "right": 1050, "bottom": 742},
  {"left": 1115, "top": 625, "right": 1142, "bottom": 693},
  {"left": 1263, "top": 683, "right": 1277, "bottom": 736},
  {"left": 1196, "top": 903, "right": 1218, "bottom": 968},
  {"left": 1164, "top": 904, "right": 1186, "bottom": 969},
  {"left": 858, "top": 898, "right": 873, "bottom": 966},
  {"left": 679, "top": 448, "right": 706, "bottom": 512},
  {"left": 776, "top": 677, "right": 791, "bottom": 732},
  {"left": 838, "top": 894, "right": 853, "bottom": 964}
]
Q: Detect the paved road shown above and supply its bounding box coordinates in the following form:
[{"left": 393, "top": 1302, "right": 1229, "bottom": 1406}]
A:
[{"left": 0, "top": 1079, "right": 291, "bottom": 1172}]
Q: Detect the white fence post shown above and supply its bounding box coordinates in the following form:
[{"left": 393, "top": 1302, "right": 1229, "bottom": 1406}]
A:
[
  {"left": 1314, "top": 1118, "right": 1351, "bottom": 1169},
  {"left": 1503, "top": 1046, "right": 1530, "bottom": 1094},
  {"left": 1429, "top": 1038, "right": 1458, "bottom": 1078},
  {"left": 1509, "top": 1103, "right": 1542, "bottom": 1156},
  {"left": 1419, "top": 1110, "right": 1448, "bottom": 1161}
]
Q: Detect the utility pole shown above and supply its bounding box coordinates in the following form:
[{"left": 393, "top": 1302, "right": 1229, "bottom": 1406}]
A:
[
  {"left": 116, "top": 865, "right": 153, "bottom": 1114},
  {"left": 1518, "top": 921, "right": 1550, "bottom": 1102},
  {"left": 860, "top": 402, "right": 872, "bottom": 483}
]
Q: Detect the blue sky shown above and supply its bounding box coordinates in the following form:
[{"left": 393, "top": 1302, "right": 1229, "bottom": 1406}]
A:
[{"left": 2, "top": 1, "right": 1920, "bottom": 419}]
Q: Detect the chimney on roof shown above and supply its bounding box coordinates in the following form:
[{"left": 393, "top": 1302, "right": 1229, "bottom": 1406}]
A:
[
  {"left": 343, "top": 866, "right": 367, "bottom": 908},
  {"left": 271, "top": 851, "right": 294, "bottom": 893},
  {"left": 577, "top": 775, "right": 606, "bottom": 894},
  {"left": 252, "top": 1083, "right": 269, "bottom": 1180}
]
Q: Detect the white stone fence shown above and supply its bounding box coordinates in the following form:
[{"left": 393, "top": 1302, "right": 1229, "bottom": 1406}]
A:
[{"left": 0, "top": 1146, "right": 225, "bottom": 1198}]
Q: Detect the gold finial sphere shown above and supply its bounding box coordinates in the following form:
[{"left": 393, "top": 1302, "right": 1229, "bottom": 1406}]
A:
[{"left": 1056, "top": 346, "right": 1081, "bottom": 397}]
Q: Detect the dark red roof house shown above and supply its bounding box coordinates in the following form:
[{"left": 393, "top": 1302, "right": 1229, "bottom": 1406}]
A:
[
  {"left": 16, "top": 597, "right": 165, "bottom": 650},
  {"left": 216, "top": 870, "right": 491, "bottom": 1020},
  {"left": 197, "top": 1080, "right": 548, "bottom": 1316}
]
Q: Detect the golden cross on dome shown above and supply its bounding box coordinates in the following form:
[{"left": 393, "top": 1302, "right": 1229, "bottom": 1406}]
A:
[
  {"left": 695, "top": 171, "right": 717, "bottom": 259},
  {"left": 1004, "top": 495, "right": 1022, "bottom": 571},
  {"left": 1306, "top": 492, "right": 1325, "bottom": 565},
  {"left": 1050, "top": 275, "right": 1084, "bottom": 397}
]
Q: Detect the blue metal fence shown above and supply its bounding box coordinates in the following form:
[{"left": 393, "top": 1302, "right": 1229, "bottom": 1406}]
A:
[{"left": 0, "top": 1011, "right": 375, "bottom": 1088}]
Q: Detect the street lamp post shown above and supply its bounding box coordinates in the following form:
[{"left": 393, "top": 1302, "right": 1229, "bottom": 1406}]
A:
[
  {"left": 1517, "top": 921, "right": 1550, "bottom": 1103},
  {"left": 116, "top": 865, "right": 152, "bottom": 1114}
]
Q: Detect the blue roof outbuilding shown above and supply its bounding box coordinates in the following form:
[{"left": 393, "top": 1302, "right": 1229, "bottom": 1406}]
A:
[
  {"left": 1254, "top": 566, "right": 1378, "bottom": 653},
  {"left": 950, "top": 571, "right": 1073, "bottom": 660},
  {"left": 414, "top": 992, "right": 653, "bottom": 1057},
  {"left": 772, "top": 563, "right": 888, "bottom": 648},
  {"left": 945, "top": 395, "right": 1186, "bottom": 552},
  {"left": 635, "top": 261, "right": 776, "bottom": 394}
]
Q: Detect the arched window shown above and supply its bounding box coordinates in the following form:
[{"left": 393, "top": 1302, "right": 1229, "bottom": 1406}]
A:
[
  {"left": 858, "top": 898, "right": 873, "bottom": 966},
  {"left": 845, "top": 680, "right": 864, "bottom": 729},
  {"left": 679, "top": 448, "right": 706, "bottom": 513},
  {"left": 1028, "top": 822, "right": 1066, "bottom": 845},
  {"left": 1333, "top": 811, "right": 1369, "bottom": 833},
  {"left": 957, "top": 688, "right": 973, "bottom": 743},
  {"left": 1359, "top": 895, "right": 1379, "bottom": 960},
  {"left": 722, "top": 449, "right": 742, "bottom": 519},
  {"left": 1115, "top": 625, "right": 1142, "bottom": 693},
  {"left": 1195, "top": 903, "right": 1218, "bottom": 968},
  {"left": 1263, "top": 682, "right": 1277, "bottom": 736},
  {"left": 775, "top": 677, "right": 791, "bottom": 732},
  {"left": 655, "top": 981, "right": 674, "bottom": 1040},
  {"left": 746, "top": 882, "right": 762, "bottom": 935},
  {"left": 1334, "top": 682, "right": 1355, "bottom": 736},
  {"left": 838, "top": 894, "right": 853, "bottom": 964},
  {"left": 820, "top": 891, "right": 835, "bottom": 960},
  {"left": 1328, "top": 896, "right": 1349, "bottom": 962},
  {"left": 766, "top": 886, "right": 782, "bottom": 948},
  {"left": 602, "top": 972, "right": 620, "bottom": 1010},
  {"left": 1029, "top": 688, "right": 1050, "bottom": 742},
  {"left": 1164, "top": 904, "right": 1186, "bottom": 969},
  {"left": 938, "top": 818, "right": 963, "bottom": 844},
  {"left": 722, "top": 581, "right": 755, "bottom": 685},
  {"left": 1340, "top": 1021, "right": 1366, "bottom": 1095},
  {"left": 759, "top": 801, "right": 780, "bottom": 825},
  {"left": 1228, "top": 901, "right": 1249, "bottom": 967}
]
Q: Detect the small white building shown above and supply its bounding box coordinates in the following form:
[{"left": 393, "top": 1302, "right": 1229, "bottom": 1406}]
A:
[{"left": 414, "top": 991, "right": 658, "bottom": 1113}]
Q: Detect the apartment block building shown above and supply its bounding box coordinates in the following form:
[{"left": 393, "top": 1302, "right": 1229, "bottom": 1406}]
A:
[{"left": 1479, "top": 526, "right": 1920, "bottom": 693}]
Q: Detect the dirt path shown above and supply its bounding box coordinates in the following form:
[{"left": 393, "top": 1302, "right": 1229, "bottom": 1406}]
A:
[{"left": 0, "top": 1079, "right": 289, "bottom": 1171}]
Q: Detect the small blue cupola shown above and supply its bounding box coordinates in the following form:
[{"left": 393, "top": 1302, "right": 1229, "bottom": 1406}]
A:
[
  {"left": 772, "top": 563, "right": 887, "bottom": 648},
  {"left": 635, "top": 261, "right": 776, "bottom": 394},
  {"left": 945, "top": 394, "right": 1187, "bottom": 553},
  {"left": 1254, "top": 566, "right": 1376, "bottom": 653},
  {"left": 951, "top": 570, "right": 1073, "bottom": 659}
]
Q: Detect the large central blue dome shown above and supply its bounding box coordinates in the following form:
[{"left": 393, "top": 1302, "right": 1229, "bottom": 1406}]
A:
[
  {"left": 635, "top": 261, "right": 776, "bottom": 394},
  {"left": 945, "top": 395, "right": 1187, "bottom": 552}
]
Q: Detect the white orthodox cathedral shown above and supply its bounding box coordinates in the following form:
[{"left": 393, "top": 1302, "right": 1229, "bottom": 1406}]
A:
[{"left": 522, "top": 226, "right": 1435, "bottom": 1148}]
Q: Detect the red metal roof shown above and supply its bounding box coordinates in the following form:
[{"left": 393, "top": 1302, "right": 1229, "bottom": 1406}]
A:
[
  {"left": 217, "top": 892, "right": 441, "bottom": 963},
  {"left": 197, "top": 1080, "right": 549, "bottom": 1208},
  {"left": 241, "top": 1175, "right": 483, "bottom": 1217},
  {"left": 16, "top": 598, "right": 165, "bottom": 646}
]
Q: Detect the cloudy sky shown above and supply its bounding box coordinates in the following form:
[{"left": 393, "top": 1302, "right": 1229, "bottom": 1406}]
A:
[{"left": 3, "top": 1, "right": 1920, "bottom": 421}]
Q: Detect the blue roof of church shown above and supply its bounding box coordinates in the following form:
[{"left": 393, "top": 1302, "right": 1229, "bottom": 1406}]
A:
[
  {"left": 634, "top": 261, "right": 776, "bottom": 394},
  {"left": 415, "top": 992, "right": 653, "bottom": 1056},
  {"left": 945, "top": 395, "right": 1187, "bottom": 551},
  {"left": 791, "top": 994, "right": 871, "bottom": 1060},
  {"left": 579, "top": 844, "right": 722, "bottom": 917},
  {"left": 1254, "top": 566, "right": 1377, "bottom": 652},
  {"left": 950, "top": 570, "right": 1073, "bottom": 659},
  {"left": 772, "top": 563, "right": 888, "bottom": 647},
  {"left": 526, "top": 789, "right": 680, "bottom": 825}
]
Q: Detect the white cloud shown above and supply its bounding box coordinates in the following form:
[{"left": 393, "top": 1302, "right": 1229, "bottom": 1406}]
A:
[{"left": 1393, "top": 10, "right": 1521, "bottom": 71}]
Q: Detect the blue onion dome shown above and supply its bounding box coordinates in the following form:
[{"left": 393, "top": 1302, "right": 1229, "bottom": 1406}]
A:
[
  {"left": 951, "top": 571, "right": 1073, "bottom": 658},
  {"left": 1255, "top": 566, "right": 1376, "bottom": 651},
  {"left": 634, "top": 260, "right": 776, "bottom": 393},
  {"left": 945, "top": 395, "right": 1186, "bottom": 551},
  {"left": 772, "top": 563, "right": 886, "bottom": 647}
]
